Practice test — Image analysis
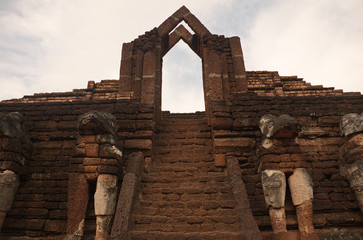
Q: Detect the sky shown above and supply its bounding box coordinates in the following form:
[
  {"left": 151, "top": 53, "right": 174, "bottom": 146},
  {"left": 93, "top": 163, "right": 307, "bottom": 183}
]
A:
[{"left": 0, "top": 0, "right": 362, "bottom": 113}]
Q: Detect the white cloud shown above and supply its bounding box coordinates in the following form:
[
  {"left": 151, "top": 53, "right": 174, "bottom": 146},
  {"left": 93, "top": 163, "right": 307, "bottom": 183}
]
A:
[{"left": 243, "top": 0, "right": 363, "bottom": 92}]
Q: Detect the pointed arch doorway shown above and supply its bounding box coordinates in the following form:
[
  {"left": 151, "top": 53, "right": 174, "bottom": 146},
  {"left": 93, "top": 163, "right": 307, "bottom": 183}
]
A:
[
  {"left": 118, "top": 6, "right": 247, "bottom": 124},
  {"left": 162, "top": 30, "right": 204, "bottom": 113}
]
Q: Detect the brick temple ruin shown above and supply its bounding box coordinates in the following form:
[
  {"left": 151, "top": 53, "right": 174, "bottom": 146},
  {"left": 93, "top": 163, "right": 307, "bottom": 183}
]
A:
[{"left": 0, "top": 6, "right": 362, "bottom": 240}]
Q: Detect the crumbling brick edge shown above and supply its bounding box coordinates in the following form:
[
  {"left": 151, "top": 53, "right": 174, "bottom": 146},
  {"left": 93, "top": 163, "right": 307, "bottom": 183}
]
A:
[
  {"left": 227, "top": 157, "right": 263, "bottom": 240},
  {"left": 110, "top": 152, "right": 144, "bottom": 240}
]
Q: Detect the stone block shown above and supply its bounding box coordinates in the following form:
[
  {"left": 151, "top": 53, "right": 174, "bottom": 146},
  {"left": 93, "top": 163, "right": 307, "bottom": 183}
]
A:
[
  {"left": 85, "top": 143, "right": 99, "bottom": 157},
  {"left": 260, "top": 114, "right": 298, "bottom": 138},
  {"left": 67, "top": 173, "right": 89, "bottom": 234},
  {"left": 84, "top": 165, "right": 97, "bottom": 173},
  {"left": 78, "top": 135, "right": 96, "bottom": 144},
  {"left": 78, "top": 111, "right": 118, "bottom": 135},
  {"left": 100, "top": 158, "right": 118, "bottom": 166},
  {"left": 94, "top": 174, "right": 118, "bottom": 216},
  {"left": 45, "top": 219, "right": 67, "bottom": 233},
  {"left": 340, "top": 113, "right": 363, "bottom": 137},
  {"left": 124, "top": 139, "right": 152, "bottom": 150},
  {"left": 288, "top": 168, "right": 313, "bottom": 206},
  {"left": 214, "top": 154, "right": 226, "bottom": 167},
  {"left": 126, "top": 152, "right": 144, "bottom": 177},
  {"left": 111, "top": 173, "right": 139, "bottom": 238},
  {"left": 261, "top": 170, "right": 286, "bottom": 209},
  {"left": 97, "top": 165, "right": 119, "bottom": 175},
  {"left": 269, "top": 208, "right": 287, "bottom": 233},
  {"left": 0, "top": 170, "right": 19, "bottom": 211},
  {"left": 0, "top": 112, "right": 29, "bottom": 139},
  {"left": 214, "top": 137, "right": 255, "bottom": 151},
  {"left": 26, "top": 219, "right": 46, "bottom": 230},
  {"left": 212, "top": 118, "right": 233, "bottom": 130},
  {"left": 83, "top": 157, "right": 101, "bottom": 166}
]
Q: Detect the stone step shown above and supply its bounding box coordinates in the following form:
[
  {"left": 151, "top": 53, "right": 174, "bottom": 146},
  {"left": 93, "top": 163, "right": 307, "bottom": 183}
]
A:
[
  {"left": 156, "top": 127, "right": 211, "bottom": 134},
  {"left": 132, "top": 212, "right": 239, "bottom": 223},
  {"left": 127, "top": 115, "right": 243, "bottom": 238},
  {"left": 129, "top": 230, "right": 243, "bottom": 240},
  {"left": 153, "top": 139, "right": 212, "bottom": 147},
  {"left": 158, "top": 118, "right": 208, "bottom": 124},
  {"left": 137, "top": 200, "right": 236, "bottom": 210},
  {"left": 141, "top": 172, "right": 229, "bottom": 183},
  {"left": 155, "top": 130, "right": 211, "bottom": 139},
  {"left": 145, "top": 162, "right": 222, "bottom": 173},
  {"left": 152, "top": 157, "right": 213, "bottom": 165},
  {"left": 140, "top": 185, "right": 231, "bottom": 196},
  {"left": 153, "top": 146, "right": 213, "bottom": 155}
]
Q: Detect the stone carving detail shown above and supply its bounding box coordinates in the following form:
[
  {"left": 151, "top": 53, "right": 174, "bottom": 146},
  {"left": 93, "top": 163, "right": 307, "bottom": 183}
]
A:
[
  {"left": 259, "top": 114, "right": 299, "bottom": 150},
  {"left": 67, "top": 111, "right": 122, "bottom": 240},
  {"left": 0, "top": 112, "right": 31, "bottom": 231},
  {"left": 0, "top": 170, "right": 19, "bottom": 230},
  {"left": 261, "top": 170, "right": 287, "bottom": 233},
  {"left": 340, "top": 113, "right": 363, "bottom": 137},
  {"left": 339, "top": 113, "right": 363, "bottom": 213},
  {"left": 260, "top": 114, "right": 299, "bottom": 139}
]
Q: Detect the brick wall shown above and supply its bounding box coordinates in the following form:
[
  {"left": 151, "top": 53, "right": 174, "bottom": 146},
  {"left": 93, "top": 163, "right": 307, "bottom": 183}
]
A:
[
  {"left": 211, "top": 93, "right": 363, "bottom": 234},
  {"left": 0, "top": 99, "right": 153, "bottom": 237}
]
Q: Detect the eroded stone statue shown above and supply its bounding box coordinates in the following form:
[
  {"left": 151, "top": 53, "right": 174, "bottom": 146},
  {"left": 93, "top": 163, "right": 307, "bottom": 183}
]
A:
[
  {"left": 0, "top": 112, "right": 31, "bottom": 231},
  {"left": 340, "top": 113, "right": 363, "bottom": 213},
  {"left": 66, "top": 111, "right": 122, "bottom": 240},
  {"left": 260, "top": 114, "right": 316, "bottom": 239},
  {"left": 261, "top": 170, "right": 287, "bottom": 234}
]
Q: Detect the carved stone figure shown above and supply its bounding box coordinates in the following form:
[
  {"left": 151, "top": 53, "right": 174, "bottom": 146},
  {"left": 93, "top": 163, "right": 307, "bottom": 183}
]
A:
[
  {"left": 0, "top": 112, "right": 31, "bottom": 231},
  {"left": 260, "top": 114, "right": 316, "bottom": 239},
  {"left": 340, "top": 113, "right": 363, "bottom": 213},
  {"left": 66, "top": 111, "right": 122, "bottom": 240},
  {"left": 288, "top": 168, "right": 314, "bottom": 235},
  {"left": 261, "top": 170, "right": 287, "bottom": 234}
]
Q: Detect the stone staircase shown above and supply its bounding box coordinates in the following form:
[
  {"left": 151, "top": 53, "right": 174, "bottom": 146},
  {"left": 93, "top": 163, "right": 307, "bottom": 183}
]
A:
[{"left": 128, "top": 113, "right": 243, "bottom": 240}]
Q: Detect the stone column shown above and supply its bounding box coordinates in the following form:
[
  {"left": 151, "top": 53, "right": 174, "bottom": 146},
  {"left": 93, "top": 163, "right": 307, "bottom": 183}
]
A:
[
  {"left": 288, "top": 168, "right": 314, "bottom": 238},
  {"left": 119, "top": 42, "right": 134, "bottom": 92},
  {"left": 339, "top": 113, "right": 363, "bottom": 213},
  {"left": 0, "top": 170, "right": 19, "bottom": 230},
  {"left": 140, "top": 51, "right": 156, "bottom": 104},
  {"left": 230, "top": 37, "right": 247, "bottom": 93},
  {"left": 340, "top": 161, "right": 363, "bottom": 212},
  {"left": 94, "top": 174, "right": 118, "bottom": 240},
  {"left": 261, "top": 170, "right": 287, "bottom": 237}
]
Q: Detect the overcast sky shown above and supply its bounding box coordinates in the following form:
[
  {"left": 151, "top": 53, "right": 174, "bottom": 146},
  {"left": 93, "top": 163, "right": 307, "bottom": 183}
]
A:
[{"left": 1, "top": 0, "right": 362, "bottom": 112}]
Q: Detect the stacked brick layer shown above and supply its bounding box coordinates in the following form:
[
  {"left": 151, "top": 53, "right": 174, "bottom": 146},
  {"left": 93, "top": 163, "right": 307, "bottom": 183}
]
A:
[
  {"left": 2, "top": 71, "right": 358, "bottom": 105},
  {"left": 128, "top": 113, "right": 243, "bottom": 239}
]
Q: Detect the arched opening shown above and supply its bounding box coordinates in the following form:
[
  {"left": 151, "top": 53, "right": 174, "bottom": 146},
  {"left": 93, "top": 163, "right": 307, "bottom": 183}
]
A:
[{"left": 162, "top": 41, "right": 204, "bottom": 113}]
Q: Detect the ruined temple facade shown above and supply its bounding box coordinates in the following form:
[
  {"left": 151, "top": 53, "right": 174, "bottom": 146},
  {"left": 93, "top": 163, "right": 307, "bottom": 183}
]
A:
[{"left": 0, "top": 6, "right": 362, "bottom": 240}]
